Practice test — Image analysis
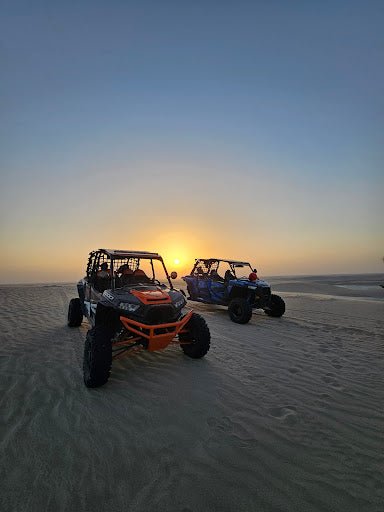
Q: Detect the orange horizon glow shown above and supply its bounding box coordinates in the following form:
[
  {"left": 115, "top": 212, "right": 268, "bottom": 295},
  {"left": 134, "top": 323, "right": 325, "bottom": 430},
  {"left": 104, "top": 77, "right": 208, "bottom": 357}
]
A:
[
  {"left": 1, "top": 225, "right": 383, "bottom": 285},
  {"left": 1, "top": 215, "right": 383, "bottom": 285}
]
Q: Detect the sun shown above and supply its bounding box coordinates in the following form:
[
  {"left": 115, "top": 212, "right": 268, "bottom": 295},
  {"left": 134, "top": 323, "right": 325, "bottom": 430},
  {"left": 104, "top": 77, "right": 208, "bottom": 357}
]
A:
[{"left": 174, "top": 258, "right": 180, "bottom": 265}]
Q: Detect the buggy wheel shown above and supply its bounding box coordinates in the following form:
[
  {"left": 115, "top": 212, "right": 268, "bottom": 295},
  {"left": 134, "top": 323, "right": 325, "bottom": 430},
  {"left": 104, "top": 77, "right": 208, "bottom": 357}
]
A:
[
  {"left": 67, "top": 298, "right": 83, "bottom": 327},
  {"left": 228, "top": 298, "right": 253, "bottom": 324},
  {"left": 83, "top": 326, "right": 113, "bottom": 388},
  {"left": 179, "top": 313, "right": 210, "bottom": 359},
  {"left": 264, "top": 294, "right": 285, "bottom": 318}
]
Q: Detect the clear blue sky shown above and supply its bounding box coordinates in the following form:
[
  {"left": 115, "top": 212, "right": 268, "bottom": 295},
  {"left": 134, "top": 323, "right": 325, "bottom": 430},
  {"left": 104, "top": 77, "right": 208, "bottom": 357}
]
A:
[{"left": 1, "top": 0, "right": 383, "bottom": 283}]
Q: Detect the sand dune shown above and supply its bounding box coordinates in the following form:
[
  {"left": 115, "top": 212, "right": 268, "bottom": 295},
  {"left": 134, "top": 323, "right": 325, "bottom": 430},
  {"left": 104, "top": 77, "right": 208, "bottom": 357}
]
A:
[{"left": 0, "top": 279, "right": 383, "bottom": 512}]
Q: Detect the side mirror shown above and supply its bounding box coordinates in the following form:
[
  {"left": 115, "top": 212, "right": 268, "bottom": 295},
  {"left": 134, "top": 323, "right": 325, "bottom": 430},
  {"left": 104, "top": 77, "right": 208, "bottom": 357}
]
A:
[{"left": 170, "top": 271, "right": 177, "bottom": 279}]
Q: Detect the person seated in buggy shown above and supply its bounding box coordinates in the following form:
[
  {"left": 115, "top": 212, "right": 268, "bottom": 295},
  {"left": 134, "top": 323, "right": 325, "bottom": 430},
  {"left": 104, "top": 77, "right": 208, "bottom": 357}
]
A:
[
  {"left": 224, "top": 269, "right": 235, "bottom": 282},
  {"left": 210, "top": 269, "right": 224, "bottom": 282},
  {"left": 95, "top": 262, "right": 112, "bottom": 292},
  {"left": 195, "top": 267, "right": 206, "bottom": 278},
  {"left": 118, "top": 264, "right": 134, "bottom": 286},
  {"left": 97, "top": 262, "right": 111, "bottom": 278},
  {"left": 133, "top": 268, "right": 151, "bottom": 283}
]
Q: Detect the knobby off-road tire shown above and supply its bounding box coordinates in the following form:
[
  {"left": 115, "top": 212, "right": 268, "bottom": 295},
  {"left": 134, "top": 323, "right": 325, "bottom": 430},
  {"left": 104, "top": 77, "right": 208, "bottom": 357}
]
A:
[
  {"left": 179, "top": 313, "right": 210, "bottom": 359},
  {"left": 67, "top": 298, "right": 83, "bottom": 327},
  {"left": 83, "top": 325, "right": 113, "bottom": 388},
  {"left": 228, "top": 298, "right": 253, "bottom": 324},
  {"left": 264, "top": 294, "right": 285, "bottom": 318}
]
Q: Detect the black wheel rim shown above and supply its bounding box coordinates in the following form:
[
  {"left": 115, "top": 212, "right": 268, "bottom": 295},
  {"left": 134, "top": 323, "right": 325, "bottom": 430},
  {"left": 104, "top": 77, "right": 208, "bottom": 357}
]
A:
[{"left": 233, "top": 304, "right": 242, "bottom": 319}]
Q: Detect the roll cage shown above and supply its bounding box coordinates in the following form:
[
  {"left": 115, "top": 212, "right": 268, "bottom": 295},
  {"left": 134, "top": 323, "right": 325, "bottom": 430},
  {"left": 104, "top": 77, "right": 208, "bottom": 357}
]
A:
[
  {"left": 86, "top": 249, "right": 174, "bottom": 291},
  {"left": 190, "top": 258, "right": 256, "bottom": 279}
]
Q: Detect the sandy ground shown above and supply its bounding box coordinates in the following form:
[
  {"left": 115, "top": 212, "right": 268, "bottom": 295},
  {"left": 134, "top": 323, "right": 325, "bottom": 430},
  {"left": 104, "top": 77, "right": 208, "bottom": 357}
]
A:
[{"left": 0, "top": 279, "right": 383, "bottom": 512}]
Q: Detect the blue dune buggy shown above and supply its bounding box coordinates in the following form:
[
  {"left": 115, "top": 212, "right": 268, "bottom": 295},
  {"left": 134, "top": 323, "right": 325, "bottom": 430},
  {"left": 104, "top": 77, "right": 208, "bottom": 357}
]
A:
[{"left": 183, "top": 258, "right": 285, "bottom": 324}]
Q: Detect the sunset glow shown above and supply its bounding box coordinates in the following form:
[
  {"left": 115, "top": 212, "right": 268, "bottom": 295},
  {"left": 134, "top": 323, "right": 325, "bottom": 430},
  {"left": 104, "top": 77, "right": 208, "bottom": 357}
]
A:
[{"left": 0, "top": 3, "right": 382, "bottom": 284}]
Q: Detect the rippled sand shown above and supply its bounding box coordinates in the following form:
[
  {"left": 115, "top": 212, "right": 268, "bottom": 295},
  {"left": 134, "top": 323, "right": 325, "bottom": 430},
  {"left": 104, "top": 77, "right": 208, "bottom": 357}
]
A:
[{"left": 0, "top": 282, "right": 383, "bottom": 512}]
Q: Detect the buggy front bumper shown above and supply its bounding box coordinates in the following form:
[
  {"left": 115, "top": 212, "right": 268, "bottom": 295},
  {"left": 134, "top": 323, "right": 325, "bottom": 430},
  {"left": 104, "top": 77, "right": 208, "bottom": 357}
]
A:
[{"left": 119, "top": 310, "right": 193, "bottom": 351}]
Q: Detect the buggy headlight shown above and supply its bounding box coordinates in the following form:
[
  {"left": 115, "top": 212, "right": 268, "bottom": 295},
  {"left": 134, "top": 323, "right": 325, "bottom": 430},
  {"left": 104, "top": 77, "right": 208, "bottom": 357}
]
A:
[
  {"left": 119, "top": 302, "right": 140, "bottom": 312},
  {"left": 174, "top": 298, "right": 186, "bottom": 309}
]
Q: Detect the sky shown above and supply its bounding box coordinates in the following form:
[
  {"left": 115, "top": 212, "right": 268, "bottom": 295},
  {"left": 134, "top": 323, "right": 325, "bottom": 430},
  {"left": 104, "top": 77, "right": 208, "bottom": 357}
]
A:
[{"left": 1, "top": 0, "right": 383, "bottom": 284}]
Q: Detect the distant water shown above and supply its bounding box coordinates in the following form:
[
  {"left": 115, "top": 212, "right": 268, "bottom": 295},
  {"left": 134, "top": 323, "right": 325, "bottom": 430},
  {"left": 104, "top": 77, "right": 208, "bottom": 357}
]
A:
[
  {"left": 265, "top": 273, "right": 384, "bottom": 301},
  {"left": 266, "top": 272, "right": 383, "bottom": 284}
]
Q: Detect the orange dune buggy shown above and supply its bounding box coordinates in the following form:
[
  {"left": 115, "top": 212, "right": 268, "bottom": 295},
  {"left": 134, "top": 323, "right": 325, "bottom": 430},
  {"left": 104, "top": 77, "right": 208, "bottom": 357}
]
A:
[{"left": 67, "top": 249, "right": 210, "bottom": 387}]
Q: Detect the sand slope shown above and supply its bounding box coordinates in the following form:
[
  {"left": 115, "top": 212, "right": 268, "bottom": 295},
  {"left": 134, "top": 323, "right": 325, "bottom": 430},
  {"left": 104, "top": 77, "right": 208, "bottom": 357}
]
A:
[{"left": 0, "top": 282, "right": 383, "bottom": 512}]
